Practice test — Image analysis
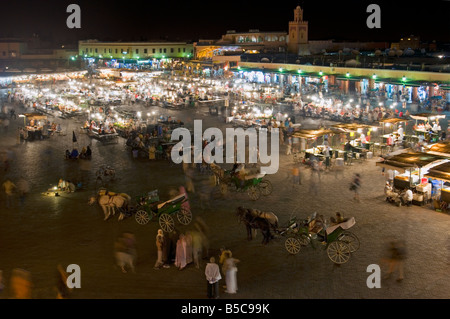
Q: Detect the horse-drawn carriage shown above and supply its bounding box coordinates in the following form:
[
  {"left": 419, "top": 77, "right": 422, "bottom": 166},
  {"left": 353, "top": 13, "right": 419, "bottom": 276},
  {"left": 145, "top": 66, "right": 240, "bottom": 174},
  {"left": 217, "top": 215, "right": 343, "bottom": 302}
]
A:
[
  {"left": 211, "top": 163, "right": 273, "bottom": 201},
  {"left": 134, "top": 190, "right": 193, "bottom": 232},
  {"left": 280, "top": 215, "right": 360, "bottom": 264}
]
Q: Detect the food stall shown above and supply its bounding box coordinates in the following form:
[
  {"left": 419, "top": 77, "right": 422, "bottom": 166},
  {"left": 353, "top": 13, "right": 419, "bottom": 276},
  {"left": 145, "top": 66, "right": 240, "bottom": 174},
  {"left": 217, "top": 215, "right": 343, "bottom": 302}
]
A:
[
  {"left": 423, "top": 162, "right": 450, "bottom": 208},
  {"left": 292, "top": 129, "right": 335, "bottom": 165},
  {"left": 376, "top": 151, "right": 447, "bottom": 206},
  {"left": 378, "top": 118, "right": 413, "bottom": 146},
  {"left": 331, "top": 123, "right": 377, "bottom": 157},
  {"left": 410, "top": 113, "right": 446, "bottom": 143},
  {"left": 18, "top": 113, "right": 49, "bottom": 141}
]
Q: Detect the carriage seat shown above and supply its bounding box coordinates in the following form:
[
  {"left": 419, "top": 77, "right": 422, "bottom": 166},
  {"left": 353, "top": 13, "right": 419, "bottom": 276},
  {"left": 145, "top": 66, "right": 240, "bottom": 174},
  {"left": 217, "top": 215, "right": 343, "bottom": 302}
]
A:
[
  {"left": 157, "top": 193, "right": 186, "bottom": 210},
  {"left": 326, "top": 217, "right": 356, "bottom": 235},
  {"left": 244, "top": 173, "right": 265, "bottom": 180}
]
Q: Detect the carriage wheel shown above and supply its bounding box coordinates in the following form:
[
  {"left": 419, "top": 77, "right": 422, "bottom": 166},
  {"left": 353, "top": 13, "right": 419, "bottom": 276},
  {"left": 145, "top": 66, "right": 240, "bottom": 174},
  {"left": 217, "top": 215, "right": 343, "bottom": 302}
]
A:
[
  {"left": 338, "top": 231, "right": 360, "bottom": 253},
  {"left": 327, "top": 241, "right": 351, "bottom": 264},
  {"left": 247, "top": 186, "right": 261, "bottom": 201},
  {"left": 159, "top": 213, "right": 175, "bottom": 233},
  {"left": 177, "top": 207, "right": 192, "bottom": 225},
  {"left": 135, "top": 210, "right": 150, "bottom": 225},
  {"left": 229, "top": 182, "right": 238, "bottom": 193},
  {"left": 285, "top": 237, "right": 301, "bottom": 254},
  {"left": 298, "top": 234, "right": 311, "bottom": 246},
  {"left": 259, "top": 180, "right": 273, "bottom": 196}
]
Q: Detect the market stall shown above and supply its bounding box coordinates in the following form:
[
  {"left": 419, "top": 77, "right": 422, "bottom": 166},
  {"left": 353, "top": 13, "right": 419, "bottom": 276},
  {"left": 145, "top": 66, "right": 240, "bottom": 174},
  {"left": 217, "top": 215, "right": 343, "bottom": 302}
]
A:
[
  {"left": 410, "top": 113, "right": 446, "bottom": 143},
  {"left": 292, "top": 129, "right": 335, "bottom": 165},
  {"left": 423, "top": 162, "right": 450, "bottom": 204},
  {"left": 18, "top": 113, "right": 50, "bottom": 141},
  {"left": 331, "top": 123, "right": 377, "bottom": 157},
  {"left": 376, "top": 151, "right": 447, "bottom": 205}
]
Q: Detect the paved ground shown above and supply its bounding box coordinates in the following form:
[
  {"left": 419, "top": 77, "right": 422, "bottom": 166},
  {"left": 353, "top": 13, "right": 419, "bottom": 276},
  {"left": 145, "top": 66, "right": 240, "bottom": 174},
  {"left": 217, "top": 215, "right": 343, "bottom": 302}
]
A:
[{"left": 0, "top": 100, "right": 449, "bottom": 300}]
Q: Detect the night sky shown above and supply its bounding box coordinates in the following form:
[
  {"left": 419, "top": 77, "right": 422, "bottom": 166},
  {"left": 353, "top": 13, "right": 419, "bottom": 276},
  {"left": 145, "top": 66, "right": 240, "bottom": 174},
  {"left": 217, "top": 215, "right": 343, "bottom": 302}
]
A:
[{"left": 0, "top": 0, "right": 449, "bottom": 45}]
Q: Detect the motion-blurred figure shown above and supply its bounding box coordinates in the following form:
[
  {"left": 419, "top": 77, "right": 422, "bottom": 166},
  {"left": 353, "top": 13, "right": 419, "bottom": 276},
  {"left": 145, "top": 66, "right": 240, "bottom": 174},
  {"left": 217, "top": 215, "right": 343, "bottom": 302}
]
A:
[
  {"left": 114, "top": 232, "right": 136, "bottom": 273},
  {"left": 9, "top": 268, "right": 32, "bottom": 299},
  {"left": 383, "top": 239, "right": 407, "bottom": 282},
  {"left": 16, "top": 176, "right": 30, "bottom": 206},
  {"left": 55, "top": 264, "right": 72, "bottom": 299},
  {"left": 2, "top": 178, "right": 16, "bottom": 208}
]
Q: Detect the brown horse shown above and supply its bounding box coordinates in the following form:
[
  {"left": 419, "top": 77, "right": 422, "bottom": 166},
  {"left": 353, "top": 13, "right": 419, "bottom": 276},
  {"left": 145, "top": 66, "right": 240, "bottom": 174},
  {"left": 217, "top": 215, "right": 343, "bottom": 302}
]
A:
[
  {"left": 88, "top": 190, "right": 131, "bottom": 221},
  {"left": 236, "top": 206, "right": 274, "bottom": 245}
]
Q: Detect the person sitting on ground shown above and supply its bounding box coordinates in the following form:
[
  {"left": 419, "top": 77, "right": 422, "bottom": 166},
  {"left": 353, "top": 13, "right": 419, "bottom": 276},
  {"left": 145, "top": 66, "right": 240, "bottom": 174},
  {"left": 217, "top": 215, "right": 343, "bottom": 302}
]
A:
[
  {"left": 66, "top": 180, "right": 76, "bottom": 193},
  {"left": 85, "top": 146, "right": 92, "bottom": 159},
  {"left": 401, "top": 187, "right": 414, "bottom": 207},
  {"left": 70, "top": 148, "right": 79, "bottom": 159},
  {"left": 57, "top": 178, "right": 67, "bottom": 191},
  {"left": 79, "top": 147, "right": 87, "bottom": 159},
  {"left": 65, "top": 149, "right": 71, "bottom": 159}
]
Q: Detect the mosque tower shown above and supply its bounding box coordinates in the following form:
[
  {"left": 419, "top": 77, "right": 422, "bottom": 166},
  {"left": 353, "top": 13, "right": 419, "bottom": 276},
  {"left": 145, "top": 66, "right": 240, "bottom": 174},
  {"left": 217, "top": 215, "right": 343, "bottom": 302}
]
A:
[{"left": 288, "top": 5, "right": 309, "bottom": 54}]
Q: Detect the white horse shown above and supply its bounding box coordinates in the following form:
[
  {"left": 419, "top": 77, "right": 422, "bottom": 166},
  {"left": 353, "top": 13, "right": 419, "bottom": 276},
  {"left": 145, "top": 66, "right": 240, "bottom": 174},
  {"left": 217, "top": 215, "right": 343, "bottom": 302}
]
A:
[{"left": 88, "top": 191, "right": 131, "bottom": 221}]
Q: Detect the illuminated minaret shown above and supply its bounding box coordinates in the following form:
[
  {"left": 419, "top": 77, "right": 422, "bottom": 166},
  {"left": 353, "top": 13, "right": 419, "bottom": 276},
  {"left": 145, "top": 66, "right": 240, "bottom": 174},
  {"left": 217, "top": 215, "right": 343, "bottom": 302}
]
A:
[{"left": 288, "top": 5, "right": 309, "bottom": 54}]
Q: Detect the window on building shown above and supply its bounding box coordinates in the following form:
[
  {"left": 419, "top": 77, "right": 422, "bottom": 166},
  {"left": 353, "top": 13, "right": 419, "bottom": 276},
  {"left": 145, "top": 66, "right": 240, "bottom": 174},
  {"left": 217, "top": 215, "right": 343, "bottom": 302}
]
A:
[
  {"left": 159, "top": 48, "right": 162, "bottom": 53},
  {"left": 153, "top": 49, "right": 156, "bottom": 53},
  {"left": 115, "top": 49, "right": 118, "bottom": 54},
  {"left": 109, "top": 49, "right": 112, "bottom": 53},
  {"left": 95, "top": 48, "right": 98, "bottom": 53},
  {"left": 164, "top": 48, "right": 167, "bottom": 53},
  {"left": 136, "top": 49, "right": 139, "bottom": 54},
  {"left": 121, "top": 49, "right": 124, "bottom": 53},
  {"left": 2, "top": 51, "right": 6, "bottom": 56},
  {"left": 178, "top": 48, "right": 181, "bottom": 53},
  {"left": 279, "top": 36, "right": 285, "bottom": 42},
  {"left": 170, "top": 48, "right": 174, "bottom": 53},
  {"left": 183, "top": 48, "right": 186, "bottom": 53},
  {"left": 144, "top": 49, "right": 148, "bottom": 54}
]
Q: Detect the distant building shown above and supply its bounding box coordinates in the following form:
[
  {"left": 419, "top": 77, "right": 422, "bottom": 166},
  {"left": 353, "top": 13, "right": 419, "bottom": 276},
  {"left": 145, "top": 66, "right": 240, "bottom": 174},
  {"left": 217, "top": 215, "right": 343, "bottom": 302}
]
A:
[
  {"left": 78, "top": 40, "right": 194, "bottom": 60},
  {"left": 399, "top": 35, "right": 420, "bottom": 50},
  {"left": 0, "top": 38, "right": 78, "bottom": 73}
]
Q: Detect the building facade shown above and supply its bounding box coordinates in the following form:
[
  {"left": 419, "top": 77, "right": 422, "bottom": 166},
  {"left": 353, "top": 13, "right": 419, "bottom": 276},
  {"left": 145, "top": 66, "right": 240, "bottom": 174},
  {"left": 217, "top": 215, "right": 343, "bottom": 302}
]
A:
[{"left": 78, "top": 40, "right": 194, "bottom": 60}]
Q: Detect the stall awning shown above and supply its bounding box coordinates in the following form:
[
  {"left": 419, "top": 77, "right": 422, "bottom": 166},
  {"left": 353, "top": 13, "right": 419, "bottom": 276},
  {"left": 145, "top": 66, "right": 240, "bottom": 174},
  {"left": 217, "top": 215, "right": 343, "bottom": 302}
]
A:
[
  {"left": 379, "top": 118, "right": 410, "bottom": 124},
  {"left": 409, "top": 113, "right": 446, "bottom": 121},
  {"left": 331, "top": 123, "right": 376, "bottom": 133},
  {"left": 423, "top": 162, "right": 450, "bottom": 183},
  {"left": 292, "top": 129, "right": 334, "bottom": 139},
  {"left": 375, "top": 151, "right": 448, "bottom": 173},
  {"left": 426, "top": 142, "right": 450, "bottom": 157},
  {"left": 22, "top": 113, "right": 47, "bottom": 120}
]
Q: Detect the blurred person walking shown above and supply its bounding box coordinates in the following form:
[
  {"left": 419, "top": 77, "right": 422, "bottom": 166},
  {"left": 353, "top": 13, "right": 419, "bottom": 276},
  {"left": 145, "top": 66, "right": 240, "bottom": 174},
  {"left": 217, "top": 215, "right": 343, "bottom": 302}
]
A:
[
  {"left": 55, "top": 264, "right": 72, "bottom": 299},
  {"left": 383, "top": 239, "right": 407, "bottom": 282},
  {"left": 223, "top": 251, "right": 240, "bottom": 294},
  {"left": 175, "top": 233, "right": 187, "bottom": 270},
  {"left": 154, "top": 229, "right": 167, "bottom": 270},
  {"left": 2, "top": 178, "right": 16, "bottom": 208},
  {"left": 114, "top": 232, "right": 136, "bottom": 273},
  {"left": 350, "top": 173, "right": 361, "bottom": 202},
  {"left": 205, "top": 257, "right": 221, "bottom": 299},
  {"left": 9, "top": 268, "right": 32, "bottom": 299},
  {"left": 16, "top": 176, "right": 30, "bottom": 206}
]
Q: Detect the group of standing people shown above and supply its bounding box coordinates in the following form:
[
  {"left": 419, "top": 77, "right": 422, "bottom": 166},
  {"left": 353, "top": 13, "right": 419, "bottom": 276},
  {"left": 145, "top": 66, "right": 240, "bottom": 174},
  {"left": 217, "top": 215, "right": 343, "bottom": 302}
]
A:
[{"left": 204, "top": 248, "right": 240, "bottom": 299}]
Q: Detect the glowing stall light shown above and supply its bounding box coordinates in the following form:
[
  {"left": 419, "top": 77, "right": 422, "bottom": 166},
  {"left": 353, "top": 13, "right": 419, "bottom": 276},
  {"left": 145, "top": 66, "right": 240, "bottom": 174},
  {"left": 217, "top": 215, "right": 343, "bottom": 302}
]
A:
[
  {"left": 372, "top": 127, "right": 378, "bottom": 132},
  {"left": 346, "top": 72, "right": 350, "bottom": 77},
  {"left": 372, "top": 74, "right": 377, "bottom": 79}
]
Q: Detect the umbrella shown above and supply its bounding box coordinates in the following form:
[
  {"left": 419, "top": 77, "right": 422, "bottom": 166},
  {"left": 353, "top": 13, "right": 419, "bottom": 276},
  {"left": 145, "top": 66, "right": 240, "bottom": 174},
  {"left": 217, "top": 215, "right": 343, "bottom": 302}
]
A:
[{"left": 72, "top": 131, "right": 77, "bottom": 143}]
